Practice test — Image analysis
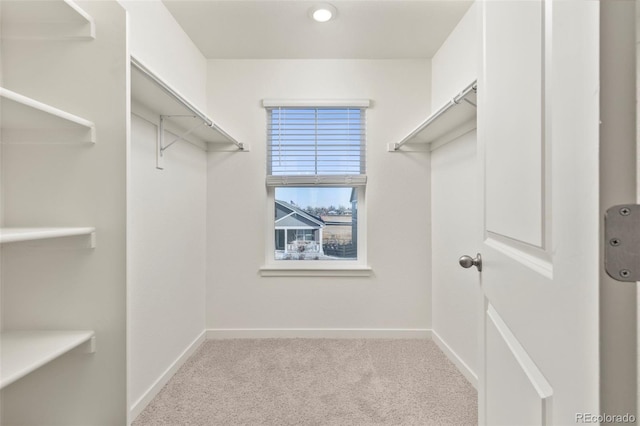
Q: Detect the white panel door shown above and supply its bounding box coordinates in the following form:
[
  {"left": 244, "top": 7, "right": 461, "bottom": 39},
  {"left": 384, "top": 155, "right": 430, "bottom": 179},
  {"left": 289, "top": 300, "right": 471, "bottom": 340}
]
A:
[{"left": 476, "top": 0, "right": 601, "bottom": 424}]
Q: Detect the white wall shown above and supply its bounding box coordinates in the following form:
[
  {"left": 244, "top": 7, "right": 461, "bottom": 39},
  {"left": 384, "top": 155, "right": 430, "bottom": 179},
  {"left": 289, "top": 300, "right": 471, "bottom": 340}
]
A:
[
  {"left": 431, "top": 131, "right": 480, "bottom": 383},
  {"left": 430, "top": 3, "right": 480, "bottom": 385},
  {"left": 1, "top": 2, "right": 128, "bottom": 424},
  {"left": 128, "top": 112, "right": 207, "bottom": 419},
  {"left": 431, "top": 3, "right": 480, "bottom": 107},
  {"left": 206, "top": 59, "right": 432, "bottom": 335},
  {"left": 119, "top": 0, "right": 207, "bottom": 110},
  {"left": 121, "top": 0, "right": 209, "bottom": 421}
]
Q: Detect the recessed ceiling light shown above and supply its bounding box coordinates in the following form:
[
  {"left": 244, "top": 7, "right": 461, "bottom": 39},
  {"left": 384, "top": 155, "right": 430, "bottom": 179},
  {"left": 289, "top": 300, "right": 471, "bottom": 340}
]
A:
[{"left": 309, "top": 4, "right": 337, "bottom": 23}]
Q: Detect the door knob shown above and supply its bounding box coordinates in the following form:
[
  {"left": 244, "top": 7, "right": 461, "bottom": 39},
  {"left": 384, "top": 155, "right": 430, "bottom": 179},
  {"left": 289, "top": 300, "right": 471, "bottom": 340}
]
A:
[{"left": 459, "top": 253, "right": 482, "bottom": 272}]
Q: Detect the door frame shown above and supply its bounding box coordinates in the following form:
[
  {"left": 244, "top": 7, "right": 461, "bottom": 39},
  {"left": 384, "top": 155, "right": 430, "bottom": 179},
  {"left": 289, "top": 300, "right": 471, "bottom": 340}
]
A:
[{"left": 600, "top": 0, "right": 638, "bottom": 418}]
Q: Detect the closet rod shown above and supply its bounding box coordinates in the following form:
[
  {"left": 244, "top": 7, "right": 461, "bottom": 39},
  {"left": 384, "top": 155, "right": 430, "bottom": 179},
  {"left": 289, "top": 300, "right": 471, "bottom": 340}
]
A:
[
  {"left": 393, "top": 80, "right": 477, "bottom": 151},
  {"left": 131, "top": 56, "right": 245, "bottom": 150}
]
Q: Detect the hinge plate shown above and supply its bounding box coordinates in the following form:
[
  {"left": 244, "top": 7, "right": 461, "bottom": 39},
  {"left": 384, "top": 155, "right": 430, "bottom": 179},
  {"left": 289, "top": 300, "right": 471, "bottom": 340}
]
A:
[{"left": 605, "top": 204, "right": 640, "bottom": 282}]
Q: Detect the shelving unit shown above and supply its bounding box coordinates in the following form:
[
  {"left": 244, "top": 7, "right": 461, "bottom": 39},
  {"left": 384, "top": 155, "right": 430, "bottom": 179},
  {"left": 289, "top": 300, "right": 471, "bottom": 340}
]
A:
[
  {"left": 130, "top": 57, "right": 247, "bottom": 169},
  {"left": 0, "top": 227, "right": 96, "bottom": 246},
  {"left": 0, "top": 331, "right": 96, "bottom": 389},
  {"left": 0, "top": 88, "right": 96, "bottom": 144},
  {"left": 0, "top": 0, "right": 106, "bottom": 413},
  {"left": 0, "top": 0, "right": 95, "bottom": 40},
  {"left": 390, "top": 80, "right": 477, "bottom": 151}
]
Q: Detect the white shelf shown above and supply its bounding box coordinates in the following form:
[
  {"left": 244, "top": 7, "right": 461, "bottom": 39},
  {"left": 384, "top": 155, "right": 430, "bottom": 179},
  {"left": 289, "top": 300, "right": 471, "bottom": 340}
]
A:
[
  {"left": 131, "top": 57, "right": 246, "bottom": 150},
  {"left": 0, "top": 330, "right": 95, "bottom": 389},
  {"left": 391, "top": 80, "right": 477, "bottom": 151},
  {"left": 1, "top": 0, "right": 95, "bottom": 40},
  {"left": 0, "top": 88, "right": 96, "bottom": 144},
  {"left": 0, "top": 227, "right": 96, "bottom": 244}
]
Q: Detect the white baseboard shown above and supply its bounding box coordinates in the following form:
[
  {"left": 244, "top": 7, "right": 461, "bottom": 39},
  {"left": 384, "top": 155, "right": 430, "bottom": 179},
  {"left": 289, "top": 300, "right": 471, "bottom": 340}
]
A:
[
  {"left": 432, "top": 330, "right": 478, "bottom": 389},
  {"left": 129, "top": 330, "right": 206, "bottom": 424},
  {"left": 206, "top": 328, "right": 432, "bottom": 339}
]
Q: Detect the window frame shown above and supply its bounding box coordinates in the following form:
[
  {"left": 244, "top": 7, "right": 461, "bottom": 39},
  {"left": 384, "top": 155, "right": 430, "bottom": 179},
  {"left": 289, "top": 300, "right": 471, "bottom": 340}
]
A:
[{"left": 260, "top": 100, "right": 371, "bottom": 276}]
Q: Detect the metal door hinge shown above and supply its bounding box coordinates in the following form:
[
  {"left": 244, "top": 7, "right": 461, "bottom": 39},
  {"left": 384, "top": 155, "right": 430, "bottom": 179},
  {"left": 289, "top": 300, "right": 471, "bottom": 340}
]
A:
[{"left": 605, "top": 204, "right": 640, "bottom": 282}]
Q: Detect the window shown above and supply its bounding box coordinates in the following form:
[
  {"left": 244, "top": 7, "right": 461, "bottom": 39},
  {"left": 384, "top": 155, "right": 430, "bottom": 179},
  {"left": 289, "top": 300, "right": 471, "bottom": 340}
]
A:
[
  {"left": 264, "top": 102, "right": 368, "bottom": 265},
  {"left": 274, "top": 187, "right": 357, "bottom": 261}
]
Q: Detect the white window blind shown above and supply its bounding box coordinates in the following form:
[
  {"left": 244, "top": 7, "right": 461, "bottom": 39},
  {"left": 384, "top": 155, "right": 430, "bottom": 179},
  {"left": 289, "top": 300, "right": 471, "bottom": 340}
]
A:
[{"left": 266, "top": 107, "right": 367, "bottom": 186}]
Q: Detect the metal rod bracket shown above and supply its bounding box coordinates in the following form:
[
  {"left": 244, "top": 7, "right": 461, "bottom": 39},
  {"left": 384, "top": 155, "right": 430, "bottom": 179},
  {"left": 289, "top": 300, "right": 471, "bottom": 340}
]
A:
[{"left": 160, "top": 116, "right": 205, "bottom": 152}]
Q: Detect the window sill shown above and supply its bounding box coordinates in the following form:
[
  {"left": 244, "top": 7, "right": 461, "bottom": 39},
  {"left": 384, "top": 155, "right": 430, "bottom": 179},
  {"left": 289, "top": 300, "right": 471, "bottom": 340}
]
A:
[{"left": 259, "top": 264, "right": 373, "bottom": 277}]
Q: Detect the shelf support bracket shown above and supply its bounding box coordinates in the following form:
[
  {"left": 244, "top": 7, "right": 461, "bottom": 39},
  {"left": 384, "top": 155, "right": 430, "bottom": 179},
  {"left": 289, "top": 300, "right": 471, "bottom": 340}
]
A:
[
  {"left": 90, "top": 231, "right": 96, "bottom": 249},
  {"left": 156, "top": 115, "right": 204, "bottom": 170},
  {"left": 85, "top": 336, "right": 96, "bottom": 354},
  {"left": 463, "top": 98, "right": 477, "bottom": 108}
]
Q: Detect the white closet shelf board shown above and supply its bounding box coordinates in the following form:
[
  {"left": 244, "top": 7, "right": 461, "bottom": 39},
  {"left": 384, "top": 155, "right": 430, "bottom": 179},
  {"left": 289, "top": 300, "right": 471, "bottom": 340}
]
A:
[
  {"left": 0, "top": 331, "right": 95, "bottom": 389},
  {"left": 0, "top": 0, "right": 95, "bottom": 40},
  {"left": 390, "top": 80, "right": 477, "bottom": 151},
  {"left": 0, "top": 227, "right": 96, "bottom": 244},
  {"left": 0, "top": 88, "right": 96, "bottom": 144},
  {"left": 130, "top": 59, "right": 247, "bottom": 151}
]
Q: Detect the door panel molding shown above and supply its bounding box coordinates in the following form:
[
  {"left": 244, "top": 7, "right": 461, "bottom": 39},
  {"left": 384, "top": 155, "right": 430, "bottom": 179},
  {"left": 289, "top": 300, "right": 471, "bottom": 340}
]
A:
[
  {"left": 483, "top": 0, "right": 549, "bottom": 250},
  {"left": 486, "top": 304, "right": 553, "bottom": 425},
  {"left": 485, "top": 235, "right": 553, "bottom": 279}
]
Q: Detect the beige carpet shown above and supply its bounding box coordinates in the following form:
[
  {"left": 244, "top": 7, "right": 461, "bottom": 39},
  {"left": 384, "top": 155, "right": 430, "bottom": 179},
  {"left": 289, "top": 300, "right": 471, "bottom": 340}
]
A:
[{"left": 133, "top": 339, "right": 477, "bottom": 426}]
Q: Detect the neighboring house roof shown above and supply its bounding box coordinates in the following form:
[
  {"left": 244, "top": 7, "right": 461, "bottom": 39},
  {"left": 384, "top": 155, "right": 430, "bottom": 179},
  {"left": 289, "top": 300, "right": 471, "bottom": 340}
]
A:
[
  {"left": 275, "top": 200, "right": 325, "bottom": 228},
  {"left": 276, "top": 214, "right": 319, "bottom": 228}
]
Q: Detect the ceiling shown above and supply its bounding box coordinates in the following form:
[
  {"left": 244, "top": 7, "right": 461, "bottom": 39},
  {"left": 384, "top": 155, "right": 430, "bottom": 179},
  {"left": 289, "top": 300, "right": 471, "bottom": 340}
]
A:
[{"left": 162, "top": 0, "right": 473, "bottom": 60}]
